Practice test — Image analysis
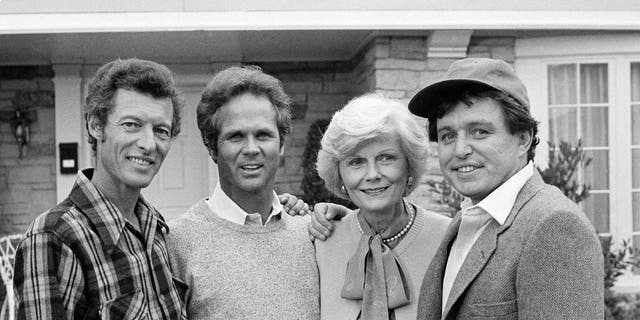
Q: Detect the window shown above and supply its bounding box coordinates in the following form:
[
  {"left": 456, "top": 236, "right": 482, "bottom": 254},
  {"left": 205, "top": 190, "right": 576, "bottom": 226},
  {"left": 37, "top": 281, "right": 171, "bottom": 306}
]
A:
[{"left": 547, "top": 63, "right": 610, "bottom": 233}]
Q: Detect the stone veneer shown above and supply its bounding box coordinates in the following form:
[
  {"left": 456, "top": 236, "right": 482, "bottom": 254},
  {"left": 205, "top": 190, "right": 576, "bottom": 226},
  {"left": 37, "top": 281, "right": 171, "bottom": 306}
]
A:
[{"left": 0, "top": 66, "right": 56, "bottom": 238}]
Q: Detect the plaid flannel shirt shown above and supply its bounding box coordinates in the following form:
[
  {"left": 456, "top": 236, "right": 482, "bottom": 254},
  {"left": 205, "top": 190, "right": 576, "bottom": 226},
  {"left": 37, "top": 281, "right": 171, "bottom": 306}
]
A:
[{"left": 13, "top": 169, "right": 187, "bottom": 320}]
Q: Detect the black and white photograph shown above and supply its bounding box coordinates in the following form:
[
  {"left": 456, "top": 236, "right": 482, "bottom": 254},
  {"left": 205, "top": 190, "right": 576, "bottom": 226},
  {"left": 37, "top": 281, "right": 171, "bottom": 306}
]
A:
[{"left": 0, "top": 1, "right": 639, "bottom": 319}]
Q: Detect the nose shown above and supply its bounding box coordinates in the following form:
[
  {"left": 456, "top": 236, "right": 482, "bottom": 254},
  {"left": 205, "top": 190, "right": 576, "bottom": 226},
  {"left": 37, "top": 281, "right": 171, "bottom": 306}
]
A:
[
  {"left": 454, "top": 135, "right": 472, "bottom": 158},
  {"left": 242, "top": 136, "right": 260, "bottom": 156},
  {"left": 136, "top": 126, "right": 157, "bottom": 152},
  {"left": 364, "top": 162, "right": 382, "bottom": 181}
]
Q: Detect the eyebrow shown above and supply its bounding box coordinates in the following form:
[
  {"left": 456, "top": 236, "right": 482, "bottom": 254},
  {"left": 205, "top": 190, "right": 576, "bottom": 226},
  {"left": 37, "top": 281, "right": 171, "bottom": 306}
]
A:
[
  {"left": 115, "top": 115, "right": 172, "bottom": 128},
  {"left": 437, "top": 120, "right": 495, "bottom": 133}
]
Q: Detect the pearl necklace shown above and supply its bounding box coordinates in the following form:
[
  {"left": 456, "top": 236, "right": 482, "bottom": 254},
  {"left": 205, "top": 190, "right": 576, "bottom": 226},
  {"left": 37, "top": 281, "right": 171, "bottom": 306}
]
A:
[{"left": 356, "top": 202, "right": 416, "bottom": 244}]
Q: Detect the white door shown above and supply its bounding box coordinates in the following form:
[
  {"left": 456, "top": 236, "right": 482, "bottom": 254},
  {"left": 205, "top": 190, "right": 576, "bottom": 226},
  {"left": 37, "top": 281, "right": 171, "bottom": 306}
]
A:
[{"left": 142, "top": 85, "right": 215, "bottom": 221}]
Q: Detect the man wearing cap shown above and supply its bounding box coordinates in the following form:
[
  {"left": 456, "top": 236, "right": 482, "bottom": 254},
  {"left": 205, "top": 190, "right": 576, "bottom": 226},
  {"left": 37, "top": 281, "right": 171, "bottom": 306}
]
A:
[{"left": 408, "top": 58, "right": 603, "bottom": 319}]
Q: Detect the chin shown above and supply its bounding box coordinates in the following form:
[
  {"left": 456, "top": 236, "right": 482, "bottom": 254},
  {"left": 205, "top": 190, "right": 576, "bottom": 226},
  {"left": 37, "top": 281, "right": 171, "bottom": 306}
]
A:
[
  {"left": 238, "top": 181, "right": 269, "bottom": 192},
  {"left": 123, "top": 175, "right": 154, "bottom": 189},
  {"left": 362, "top": 199, "right": 395, "bottom": 212}
]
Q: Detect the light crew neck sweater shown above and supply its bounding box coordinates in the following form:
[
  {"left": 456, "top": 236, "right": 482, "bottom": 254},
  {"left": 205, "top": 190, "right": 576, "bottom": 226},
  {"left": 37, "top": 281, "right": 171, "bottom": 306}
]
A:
[
  {"left": 315, "top": 203, "right": 451, "bottom": 320},
  {"left": 167, "top": 198, "right": 319, "bottom": 320}
]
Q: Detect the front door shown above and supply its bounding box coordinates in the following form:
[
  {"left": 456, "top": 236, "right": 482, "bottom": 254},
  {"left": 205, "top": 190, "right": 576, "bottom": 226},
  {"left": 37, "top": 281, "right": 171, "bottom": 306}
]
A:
[{"left": 142, "top": 85, "right": 215, "bottom": 221}]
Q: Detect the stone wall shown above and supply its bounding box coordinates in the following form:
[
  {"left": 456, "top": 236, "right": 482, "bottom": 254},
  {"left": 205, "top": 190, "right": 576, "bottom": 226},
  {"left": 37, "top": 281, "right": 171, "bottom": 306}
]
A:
[
  {"left": 467, "top": 37, "right": 516, "bottom": 63},
  {"left": 259, "top": 61, "right": 366, "bottom": 195},
  {"left": 0, "top": 66, "right": 56, "bottom": 237}
]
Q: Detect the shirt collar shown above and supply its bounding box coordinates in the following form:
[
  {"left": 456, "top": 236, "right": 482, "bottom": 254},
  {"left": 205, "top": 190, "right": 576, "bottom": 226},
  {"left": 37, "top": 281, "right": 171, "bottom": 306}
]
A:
[
  {"left": 468, "top": 161, "right": 534, "bottom": 225},
  {"left": 206, "top": 182, "right": 283, "bottom": 226},
  {"left": 68, "top": 168, "right": 165, "bottom": 253}
]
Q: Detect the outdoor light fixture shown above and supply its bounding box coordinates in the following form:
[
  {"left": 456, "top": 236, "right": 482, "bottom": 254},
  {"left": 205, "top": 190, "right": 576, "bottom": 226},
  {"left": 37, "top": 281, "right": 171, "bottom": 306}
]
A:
[{"left": 0, "top": 108, "right": 37, "bottom": 159}]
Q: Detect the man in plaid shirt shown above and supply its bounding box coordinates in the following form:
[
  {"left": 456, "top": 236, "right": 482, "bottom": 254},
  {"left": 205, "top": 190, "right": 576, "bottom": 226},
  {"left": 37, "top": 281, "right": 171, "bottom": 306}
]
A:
[{"left": 13, "top": 58, "right": 187, "bottom": 319}]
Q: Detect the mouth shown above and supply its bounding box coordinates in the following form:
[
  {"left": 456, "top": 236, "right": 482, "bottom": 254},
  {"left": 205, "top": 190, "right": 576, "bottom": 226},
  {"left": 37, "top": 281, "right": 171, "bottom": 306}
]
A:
[
  {"left": 240, "top": 164, "right": 263, "bottom": 171},
  {"left": 360, "top": 186, "right": 389, "bottom": 195},
  {"left": 452, "top": 164, "right": 482, "bottom": 174},
  {"left": 127, "top": 156, "right": 154, "bottom": 166}
]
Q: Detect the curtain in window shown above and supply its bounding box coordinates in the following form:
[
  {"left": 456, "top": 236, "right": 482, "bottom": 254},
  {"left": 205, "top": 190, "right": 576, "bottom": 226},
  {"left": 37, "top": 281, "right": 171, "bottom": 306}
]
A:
[{"left": 548, "top": 63, "right": 610, "bottom": 233}]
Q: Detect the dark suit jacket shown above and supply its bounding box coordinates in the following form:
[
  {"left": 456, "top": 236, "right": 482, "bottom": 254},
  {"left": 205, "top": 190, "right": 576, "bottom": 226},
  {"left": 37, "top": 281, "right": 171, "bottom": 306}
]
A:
[{"left": 416, "top": 171, "right": 604, "bottom": 320}]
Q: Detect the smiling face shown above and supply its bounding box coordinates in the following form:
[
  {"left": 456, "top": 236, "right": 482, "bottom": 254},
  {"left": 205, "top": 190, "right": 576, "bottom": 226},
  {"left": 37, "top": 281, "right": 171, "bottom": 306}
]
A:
[
  {"left": 213, "top": 92, "right": 283, "bottom": 200},
  {"left": 89, "top": 89, "right": 173, "bottom": 195},
  {"left": 338, "top": 136, "right": 409, "bottom": 215},
  {"left": 436, "top": 97, "right": 530, "bottom": 204}
]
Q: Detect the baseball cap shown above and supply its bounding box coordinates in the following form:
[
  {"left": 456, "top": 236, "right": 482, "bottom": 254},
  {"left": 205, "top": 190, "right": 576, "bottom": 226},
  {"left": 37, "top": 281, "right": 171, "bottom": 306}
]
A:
[{"left": 408, "top": 58, "right": 530, "bottom": 119}]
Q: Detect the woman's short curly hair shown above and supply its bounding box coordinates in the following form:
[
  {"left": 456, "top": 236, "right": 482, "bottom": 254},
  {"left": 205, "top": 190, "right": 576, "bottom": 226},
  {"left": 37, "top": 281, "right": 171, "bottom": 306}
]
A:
[
  {"left": 84, "top": 58, "right": 183, "bottom": 153},
  {"left": 196, "top": 65, "right": 292, "bottom": 156},
  {"left": 317, "top": 93, "right": 429, "bottom": 199}
]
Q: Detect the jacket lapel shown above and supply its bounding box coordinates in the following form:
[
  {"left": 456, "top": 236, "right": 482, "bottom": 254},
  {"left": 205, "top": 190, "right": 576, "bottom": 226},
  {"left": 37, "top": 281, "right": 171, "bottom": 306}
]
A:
[
  {"left": 417, "top": 214, "right": 461, "bottom": 319},
  {"left": 498, "top": 171, "right": 545, "bottom": 233},
  {"left": 442, "top": 221, "right": 498, "bottom": 318}
]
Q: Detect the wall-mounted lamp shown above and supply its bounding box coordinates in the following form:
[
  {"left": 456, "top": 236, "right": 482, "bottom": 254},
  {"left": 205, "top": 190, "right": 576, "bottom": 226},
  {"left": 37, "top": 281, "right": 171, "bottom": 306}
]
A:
[{"left": 0, "top": 109, "right": 37, "bottom": 159}]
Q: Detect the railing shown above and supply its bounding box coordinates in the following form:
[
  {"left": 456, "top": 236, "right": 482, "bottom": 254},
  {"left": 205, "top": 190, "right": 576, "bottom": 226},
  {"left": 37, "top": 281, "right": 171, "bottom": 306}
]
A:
[{"left": 0, "top": 235, "right": 22, "bottom": 320}]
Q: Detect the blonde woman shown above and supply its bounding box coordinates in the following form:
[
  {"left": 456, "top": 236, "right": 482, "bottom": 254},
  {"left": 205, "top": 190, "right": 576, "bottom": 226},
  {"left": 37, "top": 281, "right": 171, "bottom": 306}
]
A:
[{"left": 314, "top": 94, "right": 451, "bottom": 320}]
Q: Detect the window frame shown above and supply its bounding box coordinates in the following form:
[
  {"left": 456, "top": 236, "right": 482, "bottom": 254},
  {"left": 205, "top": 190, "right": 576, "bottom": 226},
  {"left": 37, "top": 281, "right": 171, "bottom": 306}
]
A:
[
  {"left": 516, "top": 34, "right": 640, "bottom": 245},
  {"left": 546, "top": 61, "right": 613, "bottom": 233}
]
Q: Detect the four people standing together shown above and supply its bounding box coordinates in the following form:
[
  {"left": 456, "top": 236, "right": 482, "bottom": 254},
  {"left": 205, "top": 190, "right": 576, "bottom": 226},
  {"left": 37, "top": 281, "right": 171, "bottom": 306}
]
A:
[{"left": 12, "top": 56, "right": 603, "bottom": 319}]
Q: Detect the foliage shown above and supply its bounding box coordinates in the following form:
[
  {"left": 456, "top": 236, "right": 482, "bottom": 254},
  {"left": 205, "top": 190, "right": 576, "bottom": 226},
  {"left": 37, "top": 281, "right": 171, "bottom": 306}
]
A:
[
  {"left": 602, "top": 237, "right": 640, "bottom": 320},
  {"left": 605, "top": 292, "right": 640, "bottom": 320},
  {"left": 538, "top": 140, "right": 591, "bottom": 204},
  {"left": 300, "top": 119, "right": 356, "bottom": 209},
  {"left": 424, "top": 179, "right": 464, "bottom": 214}
]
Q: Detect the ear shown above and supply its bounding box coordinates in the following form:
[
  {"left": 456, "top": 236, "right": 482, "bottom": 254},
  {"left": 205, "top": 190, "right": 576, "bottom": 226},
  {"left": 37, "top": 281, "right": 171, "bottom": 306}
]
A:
[
  {"left": 517, "top": 129, "right": 533, "bottom": 157},
  {"left": 87, "top": 115, "right": 104, "bottom": 142},
  {"left": 279, "top": 137, "right": 286, "bottom": 156}
]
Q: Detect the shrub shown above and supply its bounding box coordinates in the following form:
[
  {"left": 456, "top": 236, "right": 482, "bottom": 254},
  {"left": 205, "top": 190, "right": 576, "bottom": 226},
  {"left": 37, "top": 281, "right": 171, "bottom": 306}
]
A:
[
  {"left": 424, "top": 178, "right": 464, "bottom": 215},
  {"left": 300, "top": 119, "right": 356, "bottom": 209},
  {"left": 538, "top": 140, "right": 591, "bottom": 204}
]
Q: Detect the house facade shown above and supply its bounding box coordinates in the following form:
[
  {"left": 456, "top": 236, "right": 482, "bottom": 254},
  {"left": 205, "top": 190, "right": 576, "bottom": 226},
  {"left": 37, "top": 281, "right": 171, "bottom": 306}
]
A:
[{"left": 1, "top": 0, "right": 639, "bottom": 288}]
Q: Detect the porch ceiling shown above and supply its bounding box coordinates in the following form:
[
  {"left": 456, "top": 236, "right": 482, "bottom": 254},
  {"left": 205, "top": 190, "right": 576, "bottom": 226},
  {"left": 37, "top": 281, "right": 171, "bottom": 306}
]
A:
[
  {"left": 1, "top": 29, "right": 633, "bottom": 66},
  {"left": 0, "top": 30, "right": 377, "bottom": 65}
]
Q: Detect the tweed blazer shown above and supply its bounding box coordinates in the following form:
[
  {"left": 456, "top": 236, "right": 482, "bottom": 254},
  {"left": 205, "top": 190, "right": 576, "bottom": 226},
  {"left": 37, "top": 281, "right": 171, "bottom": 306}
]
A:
[{"left": 416, "top": 171, "right": 604, "bottom": 320}]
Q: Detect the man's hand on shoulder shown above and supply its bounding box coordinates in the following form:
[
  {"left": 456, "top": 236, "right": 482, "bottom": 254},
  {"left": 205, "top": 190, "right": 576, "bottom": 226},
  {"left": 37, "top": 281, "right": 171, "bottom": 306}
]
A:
[
  {"left": 278, "top": 193, "right": 310, "bottom": 216},
  {"left": 277, "top": 194, "right": 353, "bottom": 241},
  {"left": 308, "top": 203, "right": 352, "bottom": 241}
]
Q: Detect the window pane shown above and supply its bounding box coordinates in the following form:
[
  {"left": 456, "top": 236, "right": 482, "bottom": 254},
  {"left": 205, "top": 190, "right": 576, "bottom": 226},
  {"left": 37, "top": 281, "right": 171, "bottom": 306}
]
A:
[
  {"left": 634, "top": 149, "right": 640, "bottom": 189},
  {"left": 633, "top": 105, "right": 640, "bottom": 145},
  {"left": 632, "top": 63, "right": 640, "bottom": 102},
  {"left": 634, "top": 192, "right": 640, "bottom": 231},
  {"left": 583, "top": 193, "right": 609, "bottom": 233},
  {"left": 549, "top": 107, "right": 577, "bottom": 145},
  {"left": 584, "top": 150, "right": 609, "bottom": 189},
  {"left": 580, "top": 107, "right": 608, "bottom": 147},
  {"left": 580, "top": 64, "right": 608, "bottom": 103},
  {"left": 549, "top": 64, "right": 577, "bottom": 105}
]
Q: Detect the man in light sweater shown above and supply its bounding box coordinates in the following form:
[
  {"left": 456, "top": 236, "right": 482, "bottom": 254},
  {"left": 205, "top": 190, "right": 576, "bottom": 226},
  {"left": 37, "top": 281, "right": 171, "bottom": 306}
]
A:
[{"left": 166, "top": 66, "right": 319, "bottom": 319}]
